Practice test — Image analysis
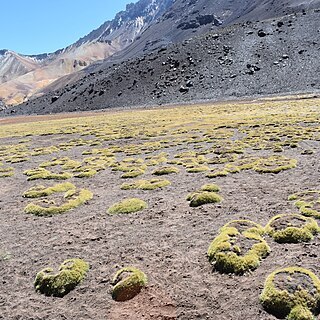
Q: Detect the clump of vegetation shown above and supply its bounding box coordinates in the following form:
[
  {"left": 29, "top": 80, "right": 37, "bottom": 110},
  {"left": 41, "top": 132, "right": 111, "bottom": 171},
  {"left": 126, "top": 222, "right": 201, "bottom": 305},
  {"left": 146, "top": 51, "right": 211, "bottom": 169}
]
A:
[
  {"left": 253, "top": 156, "right": 297, "bottom": 173},
  {"left": 107, "top": 198, "right": 147, "bottom": 214},
  {"left": 152, "top": 166, "right": 179, "bottom": 175},
  {"left": 0, "top": 165, "right": 14, "bottom": 178},
  {"left": 120, "top": 168, "right": 145, "bottom": 179},
  {"left": 187, "top": 191, "right": 222, "bottom": 207},
  {"left": 187, "top": 184, "right": 222, "bottom": 207},
  {"left": 74, "top": 168, "right": 97, "bottom": 178},
  {"left": 24, "top": 183, "right": 93, "bottom": 216},
  {"left": 287, "top": 305, "right": 314, "bottom": 320},
  {"left": 145, "top": 152, "right": 167, "bottom": 166},
  {"left": 24, "top": 167, "right": 73, "bottom": 181},
  {"left": 288, "top": 190, "right": 320, "bottom": 219},
  {"left": 266, "top": 213, "right": 319, "bottom": 243},
  {"left": 260, "top": 267, "right": 320, "bottom": 319},
  {"left": 206, "top": 168, "right": 229, "bottom": 178},
  {"left": 34, "top": 258, "right": 89, "bottom": 297},
  {"left": 225, "top": 157, "right": 259, "bottom": 172},
  {"left": 200, "top": 184, "right": 220, "bottom": 192},
  {"left": 23, "top": 182, "right": 75, "bottom": 198},
  {"left": 207, "top": 153, "right": 238, "bottom": 165},
  {"left": 112, "top": 266, "right": 148, "bottom": 301},
  {"left": 208, "top": 224, "right": 270, "bottom": 274},
  {"left": 121, "top": 178, "right": 170, "bottom": 190},
  {"left": 186, "top": 165, "right": 209, "bottom": 173}
]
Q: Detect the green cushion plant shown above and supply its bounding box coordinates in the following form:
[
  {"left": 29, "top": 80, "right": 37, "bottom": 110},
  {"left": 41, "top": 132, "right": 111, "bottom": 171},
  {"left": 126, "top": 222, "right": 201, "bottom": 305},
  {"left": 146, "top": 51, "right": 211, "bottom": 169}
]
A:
[
  {"left": 253, "top": 155, "right": 297, "bottom": 173},
  {"left": 288, "top": 191, "right": 320, "bottom": 219},
  {"left": 208, "top": 226, "right": 270, "bottom": 274},
  {"left": 24, "top": 182, "right": 93, "bottom": 216},
  {"left": 266, "top": 213, "right": 319, "bottom": 243},
  {"left": 152, "top": 166, "right": 179, "bottom": 175},
  {"left": 34, "top": 258, "right": 89, "bottom": 297},
  {"left": 187, "top": 184, "right": 222, "bottom": 207},
  {"left": 107, "top": 198, "right": 147, "bottom": 214},
  {"left": 187, "top": 191, "right": 222, "bottom": 207},
  {"left": 24, "top": 167, "right": 72, "bottom": 180},
  {"left": 260, "top": 267, "right": 320, "bottom": 319},
  {"left": 121, "top": 178, "right": 170, "bottom": 190}
]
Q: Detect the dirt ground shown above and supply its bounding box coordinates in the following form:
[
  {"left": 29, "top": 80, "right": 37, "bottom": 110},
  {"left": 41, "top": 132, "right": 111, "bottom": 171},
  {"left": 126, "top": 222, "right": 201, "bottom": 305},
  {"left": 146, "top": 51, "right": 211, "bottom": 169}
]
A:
[{"left": 1, "top": 100, "right": 320, "bottom": 320}]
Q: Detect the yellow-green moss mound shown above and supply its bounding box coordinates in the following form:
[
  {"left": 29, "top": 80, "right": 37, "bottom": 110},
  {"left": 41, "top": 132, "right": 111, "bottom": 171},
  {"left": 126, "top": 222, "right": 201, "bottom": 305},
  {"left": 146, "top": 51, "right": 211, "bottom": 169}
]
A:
[
  {"left": 24, "top": 182, "right": 93, "bottom": 216},
  {"left": 253, "top": 155, "right": 297, "bottom": 173},
  {"left": 199, "top": 184, "right": 220, "bottom": 192},
  {"left": 288, "top": 190, "right": 320, "bottom": 219},
  {"left": 187, "top": 184, "right": 222, "bottom": 207},
  {"left": 121, "top": 178, "right": 170, "bottom": 190},
  {"left": 266, "top": 214, "right": 319, "bottom": 243},
  {"left": 24, "top": 167, "right": 72, "bottom": 181},
  {"left": 34, "top": 258, "right": 89, "bottom": 297},
  {"left": 112, "top": 267, "right": 148, "bottom": 301},
  {"left": 188, "top": 191, "right": 222, "bottom": 207},
  {"left": 152, "top": 166, "right": 179, "bottom": 175},
  {"left": 120, "top": 168, "right": 145, "bottom": 179},
  {"left": 107, "top": 198, "right": 147, "bottom": 214},
  {"left": 260, "top": 267, "right": 320, "bottom": 319},
  {"left": 208, "top": 222, "right": 270, "bottom": 274},
  {"left": 0, "top": 166, "right": 14, "bottom": 178}
]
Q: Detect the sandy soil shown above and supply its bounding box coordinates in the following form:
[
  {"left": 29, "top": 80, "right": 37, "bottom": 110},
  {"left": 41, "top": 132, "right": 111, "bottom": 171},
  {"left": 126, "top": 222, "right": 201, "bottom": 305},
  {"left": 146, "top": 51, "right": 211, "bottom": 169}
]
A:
[{"left": 1, "top": 110, "right": 320, "bottom": 320}]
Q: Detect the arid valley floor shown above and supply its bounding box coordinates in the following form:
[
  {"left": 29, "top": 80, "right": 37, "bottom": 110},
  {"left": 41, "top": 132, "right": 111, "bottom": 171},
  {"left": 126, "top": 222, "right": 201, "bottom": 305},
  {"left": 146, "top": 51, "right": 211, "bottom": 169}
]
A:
[{"left": 1, "top": 98, "right": 320, "bottom": 319}]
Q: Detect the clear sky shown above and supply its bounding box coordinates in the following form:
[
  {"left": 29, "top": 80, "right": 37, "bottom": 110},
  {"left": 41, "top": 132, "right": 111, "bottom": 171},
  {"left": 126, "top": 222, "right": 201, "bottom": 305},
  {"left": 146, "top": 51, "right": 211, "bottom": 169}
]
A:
[{"left": 0, "top": 0, "right": 137, "bottom": 55}]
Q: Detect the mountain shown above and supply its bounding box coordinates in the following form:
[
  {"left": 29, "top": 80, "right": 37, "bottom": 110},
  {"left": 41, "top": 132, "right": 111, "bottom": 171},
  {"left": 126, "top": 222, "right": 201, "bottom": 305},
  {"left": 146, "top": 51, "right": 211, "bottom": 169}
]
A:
[
  {"left": 0, "top": 50, "right": 46, "bottom": 84},
  {"left": 0, "top": 0, "right": 173, "bottom": 106},
  {"left": 1, "top": 0, "right": 320, "bottom": 113},
  {"left": 10, "top": 6, "right": 320, "bottom": 115},
  {"left": 97, "top": 0, "right": 320, "bottom": 64}
]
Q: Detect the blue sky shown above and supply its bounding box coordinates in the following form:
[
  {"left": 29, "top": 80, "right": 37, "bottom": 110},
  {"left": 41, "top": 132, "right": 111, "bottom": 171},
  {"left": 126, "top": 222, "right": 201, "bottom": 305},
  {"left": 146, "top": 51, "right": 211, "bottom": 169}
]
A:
[{"left": 0, "top": 0, "right": 136, "bottom": 55}]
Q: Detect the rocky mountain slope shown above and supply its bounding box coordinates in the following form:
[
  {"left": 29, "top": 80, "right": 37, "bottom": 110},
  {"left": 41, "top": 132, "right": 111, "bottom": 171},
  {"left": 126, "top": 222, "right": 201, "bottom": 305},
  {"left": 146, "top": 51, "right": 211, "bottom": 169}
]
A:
[
  {"left": 9, "top": 7, "right": 320, "bottom": 115},
  {"left": 104, "top": 0, "right": 320, "bottom": 64},
  {"left": 2, "top": 0, "right": 320, "bottom": 113},
  {"left": 0, "top": 0, "right": 173, "bottom": 106}
]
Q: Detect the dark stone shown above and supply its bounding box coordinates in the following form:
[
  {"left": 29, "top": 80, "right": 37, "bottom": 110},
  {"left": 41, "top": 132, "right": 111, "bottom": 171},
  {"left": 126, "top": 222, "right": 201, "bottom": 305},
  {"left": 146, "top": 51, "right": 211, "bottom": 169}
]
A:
[
  {"left": 186, "top": 80, "right": 194, "bottom": 87},
  {"left": 258, "top": 30, "right": 267, "bottom": 37},
  {"left": 197, "top": 14, "right": 215, "bottom": 26},
  {"left": 51, "top": 96, "right": 59, "bottom": 103},
  {"left": 178, "top": 20, "right": 200, "bottom": 30},
  {"left": 179, "top": 86, "right": 189, "bottom": 93}
]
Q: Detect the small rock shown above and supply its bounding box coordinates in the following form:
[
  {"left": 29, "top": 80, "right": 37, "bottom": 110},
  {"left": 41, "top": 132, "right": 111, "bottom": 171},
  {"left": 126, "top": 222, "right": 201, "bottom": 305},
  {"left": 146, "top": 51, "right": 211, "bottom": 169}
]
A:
[
  {"left": 258, "top": 30, "right": 267, "bottom": 37},
  {"left": 186, "top": 80, "right": 194, "bottom": 87},
  {"left": 51, "top": 96, "right": 59, "bottom": 103},
  {"left": 179, "top": 86, "right": 189, "bottom": 93}
]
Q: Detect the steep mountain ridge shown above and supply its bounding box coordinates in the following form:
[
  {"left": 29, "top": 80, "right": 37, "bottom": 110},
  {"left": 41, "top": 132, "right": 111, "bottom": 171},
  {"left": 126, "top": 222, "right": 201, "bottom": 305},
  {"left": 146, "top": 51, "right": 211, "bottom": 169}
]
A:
[{"left": 0, "top": 50, "right": 43, "bottom": 85}]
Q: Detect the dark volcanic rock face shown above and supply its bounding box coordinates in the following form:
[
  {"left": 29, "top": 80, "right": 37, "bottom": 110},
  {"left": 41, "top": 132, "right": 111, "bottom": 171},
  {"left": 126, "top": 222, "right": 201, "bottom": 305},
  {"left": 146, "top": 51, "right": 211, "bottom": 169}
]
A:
[{"left": 11, "top": 8, "right": 320, "bottom": 115}]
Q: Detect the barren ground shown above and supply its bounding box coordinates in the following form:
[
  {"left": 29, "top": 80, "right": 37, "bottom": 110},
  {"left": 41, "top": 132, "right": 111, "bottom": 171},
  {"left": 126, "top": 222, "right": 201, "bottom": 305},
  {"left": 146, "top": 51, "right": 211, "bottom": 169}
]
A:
[{"left": 1, "top": 98, "right": 320, "bottom": 319}]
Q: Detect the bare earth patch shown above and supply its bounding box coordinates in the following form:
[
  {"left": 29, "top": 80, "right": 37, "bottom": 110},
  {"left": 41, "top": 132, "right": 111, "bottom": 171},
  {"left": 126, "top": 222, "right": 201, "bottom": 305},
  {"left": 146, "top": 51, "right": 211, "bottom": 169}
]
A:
[{"left": 1, "top": 98, "right": 320, "bottom": 319}]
